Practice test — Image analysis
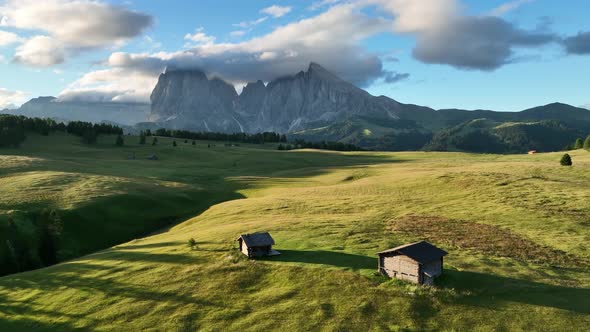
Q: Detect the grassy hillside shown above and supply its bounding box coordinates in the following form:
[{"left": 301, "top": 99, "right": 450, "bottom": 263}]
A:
[
  {"left": 0, "top": 133, "right": 589, "bottom": 330},
  {"left": 0, "top": 133, "right": 382, "bottom": 274}
]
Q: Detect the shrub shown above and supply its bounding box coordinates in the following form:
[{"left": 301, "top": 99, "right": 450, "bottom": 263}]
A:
[
  {"left": 152, "top": 137, "right": 158, "bottom": 146},
  {"left": 173, "top": 140, "right": 177, "bottom": 147},
  {"left": 574, "top": 138, "right": 583, "bottom": 149},
  {"left": 188, "top": 238, "right": 197, "bottom": 249},
  {"left": 584, "top": 135, "right": 590, "bottom": 150},
  {"left": 560, "top": 153, "right": 572, "bottom": 166}
]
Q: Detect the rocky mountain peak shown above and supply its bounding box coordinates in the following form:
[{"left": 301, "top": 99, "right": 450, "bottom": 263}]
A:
[{"left": 149, "top": 63, "right": 407, "bottom": 133}]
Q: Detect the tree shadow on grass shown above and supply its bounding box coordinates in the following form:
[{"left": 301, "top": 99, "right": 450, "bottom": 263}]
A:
[
  {"left": 439, "top": 269, "right": 590, "bottom": 314},
  {"left": 261, "top": 250, "right": 376, "bottom": 270}
]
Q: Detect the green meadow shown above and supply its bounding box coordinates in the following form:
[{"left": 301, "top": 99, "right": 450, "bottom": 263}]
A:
[{"left": 0, "top": 133, "right": 589, "bottom": 331}]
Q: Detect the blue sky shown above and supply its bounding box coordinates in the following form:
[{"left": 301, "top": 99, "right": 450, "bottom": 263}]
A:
[{"left": 0, "top": 0, "right": 589, "bottom": 111}]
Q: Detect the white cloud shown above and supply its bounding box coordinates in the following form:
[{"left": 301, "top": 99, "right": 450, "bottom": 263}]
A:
[
  {"left": 184, "top": 28, "right": 216, "bottom": 45},
  {"left": 1, "top": 0, "right": 152, "bottom": 65},
  {"left": 233, "top": 17, "right": 268, "bottom": 29},
  {"left": 367, "top": 0, "right": 459, "bottom": 33},
  {"left": 490, "top": 0, "right": 535, "bottom": 16},
  {"left": 230, "top": 30, "right": 248, "bottom": 38},
  {"left": 368, "top": 0, "right": 555, "bottom": 70},
  {"left": 14, "top": 35, "right": 65, "bottom": 67},
  {"left": 59, "top": 0, "right": 562, "bottom": 102},
  {"left": 0, "top": 29, "right": 21, "bottom": 45},
  {"left": 261, "top": 5, "right": 292, "bottom": 18},
  {"left": 309, "top": 0, "right": 343, "bottom": 11},
  {"left": 0, "top": 87, "right": 28, "bottom": 108}
]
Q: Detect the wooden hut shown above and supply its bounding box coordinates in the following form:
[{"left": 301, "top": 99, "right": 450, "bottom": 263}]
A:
[
  {"left": 377, "top": 241, "right": 448, "bottom": 285},
  {"left": 237, "top": 232, "right": 281, "bottom": 258}
]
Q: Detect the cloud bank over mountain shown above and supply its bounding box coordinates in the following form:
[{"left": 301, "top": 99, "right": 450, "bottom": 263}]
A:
[{"left": 1, "top": 0, "right": 587, "bottom": 107}]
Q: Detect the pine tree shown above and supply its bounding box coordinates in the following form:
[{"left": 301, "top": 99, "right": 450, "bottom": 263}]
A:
[
  {"left": 574, "top": 138, "right": 583, "bottom": 149},
  {"left": 584, "top": 135, "right": 590, "bottom": 150},
  {"left": 560, "top": 153, "right": 572, "bottom": 166},
  {"left": 115, "top": 134, "right": 124, "bottom": 146},
  {"left": 278, "top": 144, "right": 284, "bottom": 151}
]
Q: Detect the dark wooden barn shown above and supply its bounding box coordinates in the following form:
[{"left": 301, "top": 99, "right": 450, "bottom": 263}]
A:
[
  {"left": 377, "top": 241, "right": 448, "bottom": 285},
  {"left": 237, "top": 232, "right": 281, "bottom": 258}
]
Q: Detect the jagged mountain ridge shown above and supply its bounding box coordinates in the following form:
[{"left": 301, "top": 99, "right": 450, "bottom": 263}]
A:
[{"left": 150, "top": 63, "right": 434, "bottom": 133}]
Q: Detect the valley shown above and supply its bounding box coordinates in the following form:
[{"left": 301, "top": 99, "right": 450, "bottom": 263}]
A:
[{"left": 0, "top": 133, "right": 589, "bottom": 330}]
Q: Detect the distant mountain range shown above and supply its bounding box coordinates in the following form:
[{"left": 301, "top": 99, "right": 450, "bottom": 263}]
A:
[
  {"left": 1, "top": 96, "right": 149, "bottom": 126},
  {"left": 3, "top": 63, "right": 590, "bottom": 152}
]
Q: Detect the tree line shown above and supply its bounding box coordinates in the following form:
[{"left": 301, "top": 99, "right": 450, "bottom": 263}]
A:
[
  {"left": 0, "top": 114, "right": 123, "bottom": 147},
  {"left": 278, "top": 139, "right": 365, "bottom": 152},
  {"left": 148, "top": 128, "right": 287, "bottom": 144},
  {"left": 568, "top": 135, "right": 590, "bottom": 150}
]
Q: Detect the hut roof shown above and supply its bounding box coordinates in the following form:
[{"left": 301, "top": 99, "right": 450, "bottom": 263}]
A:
[
  {"left": 238, "top": 232, "right": 275, "bottom": 247},
  {"left": 377, "top": 241, "right": 447, "bottom": 264}
]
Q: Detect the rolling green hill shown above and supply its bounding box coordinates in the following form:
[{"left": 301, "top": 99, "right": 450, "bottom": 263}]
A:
[
  {"left": 293, "top": 103, "right": 590, "bottom": 152},
  {"left": 425, "top": 119, "right": 583, "bottom": 153},
  {"left": 0, "top": 133, "right": 589, "bottom": 330}
]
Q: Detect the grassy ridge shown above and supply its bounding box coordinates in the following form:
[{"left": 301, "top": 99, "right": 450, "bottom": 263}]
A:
[{"left": 0, "top": 134, "right": 589, "bottom": 330}]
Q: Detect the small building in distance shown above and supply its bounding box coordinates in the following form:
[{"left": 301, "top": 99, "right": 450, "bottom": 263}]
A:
[
  {"left": 237, "top": 232, "right": 281, "bottom": 258},
  {"left": 377, "top": 241, "right": 448, "bottom": 285}
]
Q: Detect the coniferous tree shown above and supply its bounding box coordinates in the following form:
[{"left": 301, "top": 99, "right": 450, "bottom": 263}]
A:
[
  {"left": 574, "top": 138, "right": 583, "bottom": 149},
  {"left": 115, "top": 134, "right": 124, "bottom": 146},
  {"left": 173, "top": 140, "right": 177, "bottom": 147},
  {"left": 152, "top": 137, "right": 158, "bottom": 146},
  {"left": 584, "top": 135, "right": 590, "bottom": 150},
  {"left": 192, "top": 140, "right": 196, "bottom": 146},
  {"left": 560, "top": 153, "right": 573, "bottom": 166},
  {"left": 139, "top": 131, "right": 146, "bottom": 145},
  {"left": 278, "top": 144, "right": 284, "bottom": 151}
]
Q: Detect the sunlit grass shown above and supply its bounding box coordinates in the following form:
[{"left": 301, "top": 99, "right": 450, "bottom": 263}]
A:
[{"left": 0, "top": 133, "right": 589, "bottom": 330}]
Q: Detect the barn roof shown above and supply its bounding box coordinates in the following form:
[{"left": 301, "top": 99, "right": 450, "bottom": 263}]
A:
[
  {"left": 238, "top": 232, "right": 275, "bottom": 247},
  {"left": 377, "top": 241, "right": 448, "bottom": 264}
]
